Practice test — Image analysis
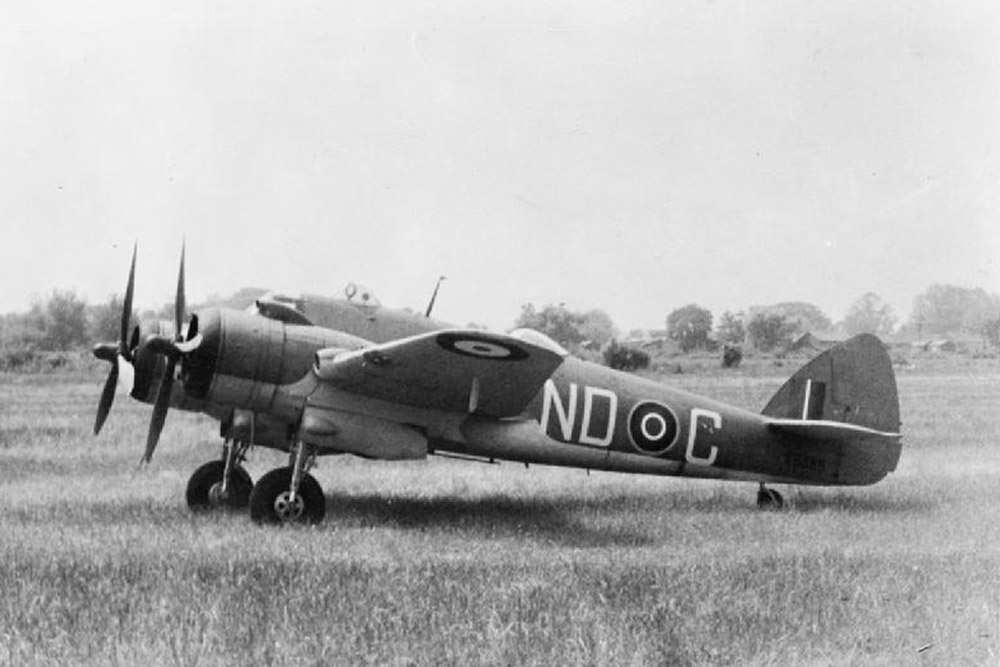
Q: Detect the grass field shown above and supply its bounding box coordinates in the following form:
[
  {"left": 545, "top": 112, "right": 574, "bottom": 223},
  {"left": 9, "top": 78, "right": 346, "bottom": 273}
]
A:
[{"left": 0, "top": 361, "right": 998, "bottom": 666}]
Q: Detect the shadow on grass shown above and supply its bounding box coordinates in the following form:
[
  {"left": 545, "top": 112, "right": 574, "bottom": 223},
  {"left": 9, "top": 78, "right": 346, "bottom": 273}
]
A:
[
  {"left": 323, "top": 492, "right": 656, "bottom": 548},
  {"left": 3, "top": 491, "right": 656, "bottom": 548},
  {"left": 0, "top": 483, "right": 935, "bottom": 543}
]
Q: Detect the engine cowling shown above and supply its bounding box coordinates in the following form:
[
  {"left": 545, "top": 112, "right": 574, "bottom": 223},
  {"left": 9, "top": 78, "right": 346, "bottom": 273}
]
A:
[{"left": 181, "top": 308, "right": 370, "bottom": 415}]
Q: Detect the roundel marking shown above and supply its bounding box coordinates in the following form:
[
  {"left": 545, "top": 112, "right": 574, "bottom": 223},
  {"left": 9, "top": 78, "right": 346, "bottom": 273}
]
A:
[
  {"left": 640, "top": 412, "right": 668, "bottom": 441},
  {"left": 436, "top": 332, "right": 529, "bottom": 361},
  {"left": 627, "top": 400, "right": 680, "bottom": 455},
  {"left": 454, "top": 340, "right": 511, "bottom": 358}
]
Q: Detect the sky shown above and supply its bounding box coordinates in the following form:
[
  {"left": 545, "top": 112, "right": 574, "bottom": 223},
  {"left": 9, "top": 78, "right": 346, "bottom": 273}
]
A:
[{"left": 2, "top": 0, "right": 998, "bottom": 333}]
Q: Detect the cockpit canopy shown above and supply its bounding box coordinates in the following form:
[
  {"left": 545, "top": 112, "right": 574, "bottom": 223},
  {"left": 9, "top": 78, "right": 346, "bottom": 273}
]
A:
[
  {"left": 251, "top": 291, "right": 312, "bottom": 325},
  {"left": 259, "top": 291, "right": 305, "bottom": 309},
  {"left": 249, "top": 283, "right": 383, "bottom": 327}
]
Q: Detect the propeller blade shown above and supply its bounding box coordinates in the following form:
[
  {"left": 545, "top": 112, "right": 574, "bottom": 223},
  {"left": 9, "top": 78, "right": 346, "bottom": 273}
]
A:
[
  {"left": 93, "top": 243, "right": 138, "bottom": 436},
  {"left": 120, "top": 243, "right": 136, "bottom": 360},
  {"left": 93, "top": 361, "right": 119, "bottom": 435},
  {"left": 174, "top": 243, "right": 185, "bottom": 342},
  {"left": 143, "top": 358, "right": 176, "bottom": 464},
  {"left": 140, "top": 243, "right": 189, "bottom": 463}
]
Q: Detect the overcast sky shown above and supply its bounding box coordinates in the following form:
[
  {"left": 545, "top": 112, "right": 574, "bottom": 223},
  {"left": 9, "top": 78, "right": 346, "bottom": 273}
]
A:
[{"left": 2, "top": 0, "right": 997, "bottom": 332}]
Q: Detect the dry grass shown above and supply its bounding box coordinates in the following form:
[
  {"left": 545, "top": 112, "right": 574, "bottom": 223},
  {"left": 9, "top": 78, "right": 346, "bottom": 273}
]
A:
[{"left": 0, "top": 362, "right": 998, "bottom": 666}]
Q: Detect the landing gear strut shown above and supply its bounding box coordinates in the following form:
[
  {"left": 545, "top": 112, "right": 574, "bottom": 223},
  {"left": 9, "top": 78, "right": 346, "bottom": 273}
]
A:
[
  {"left": 249, "top": 442, "right": 326, "bottom": 524},
  {"left": 186, "top": 439, "right": 253, "bottom": 511},
  {"left": 756, "top": 484, "right": 784, "bottom": 510}
]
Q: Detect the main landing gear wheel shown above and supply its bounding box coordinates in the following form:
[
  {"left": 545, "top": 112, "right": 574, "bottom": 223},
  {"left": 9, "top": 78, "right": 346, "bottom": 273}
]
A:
[
  {"left": 756, "top": 484, "right": 784, "bottom": 510},
  {"left": 249, "top": 467, "right": 326, "bottom": 525},
  {"left": 186, "top": 460, "right": 253, "bottom": 512}
]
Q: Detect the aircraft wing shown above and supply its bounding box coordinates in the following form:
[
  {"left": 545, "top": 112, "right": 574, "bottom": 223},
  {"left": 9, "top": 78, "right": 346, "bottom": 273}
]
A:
[{"left": 313, "top": 329, "right": 567, "bottom": 418}]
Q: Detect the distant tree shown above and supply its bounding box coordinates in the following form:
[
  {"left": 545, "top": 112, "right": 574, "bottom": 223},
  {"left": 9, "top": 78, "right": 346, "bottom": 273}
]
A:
[
  {"left": 0, "top": 312, "right": 44, "bottom": 350},
  {"left": 516, "top": 303, "right": 541, "bottom": 329},
  {"left": 602, "top": 340, "right": 650, "bottom": 372},
  {"left": 201, "top": 287, "right": 269, "bottom": 310},
  {"left": 142, "top": 301, "right": 178, "bottom": 323},
  {"left": 843, "top": 292, "right": 896, "bottom": 336},
  {"left": 514, "top": 303, "right": 619, "bottom": 349},
  {"left": 30, "top": 290, "right": 89, "bottom": 350},
  {"left": 666, "top": 304, "right": 713, "bottom": 353},
  {"left": 907, "top": 284, "right": 1000, "bottom": 337},
  {"left": 983, "top": 316, "right": 1000, "bottom": 349},
  {"left": 578, "top": 309, "right": 619, "bottom": 347},
  {"left": 715, "top": 311, "right": 746, "bottom": 346},
  {"left": 750, "top": 302, "right": 832, "bottom": 336},
  {"left": 746, "top": 312, "right": 794, "bottom": 352},
  {"left": 721, "top": 344, "right": 743, "bottom": 368},
  {"left": 515, "top": 303, "right": 581, "bottom": 347},
  {"left": 88, "top": 293, "right": 134, "bottom": 343}
]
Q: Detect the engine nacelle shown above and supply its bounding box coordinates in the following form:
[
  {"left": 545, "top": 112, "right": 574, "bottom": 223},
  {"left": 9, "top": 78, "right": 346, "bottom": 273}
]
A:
[
  {"left": 300, "top": 408, "right": 426, "bottom": 459},
  {"left": 182, "top": 308, "right": 370, "bottom": 416}
]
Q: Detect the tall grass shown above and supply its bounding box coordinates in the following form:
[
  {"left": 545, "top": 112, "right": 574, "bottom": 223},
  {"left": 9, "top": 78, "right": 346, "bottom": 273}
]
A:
[{"left": 0, "top": 364, "right": 997, "bottom": 666}]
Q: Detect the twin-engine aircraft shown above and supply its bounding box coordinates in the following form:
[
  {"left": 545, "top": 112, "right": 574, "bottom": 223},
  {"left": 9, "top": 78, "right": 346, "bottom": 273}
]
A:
[{"left": 93, "top": 246, "right": 902, "bottom": 524}]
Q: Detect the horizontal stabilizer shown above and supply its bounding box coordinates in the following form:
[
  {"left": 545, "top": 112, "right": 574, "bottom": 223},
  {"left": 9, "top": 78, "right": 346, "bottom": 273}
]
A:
[{"left": 766, "top": 418, "right": 901, "bottom": 443}]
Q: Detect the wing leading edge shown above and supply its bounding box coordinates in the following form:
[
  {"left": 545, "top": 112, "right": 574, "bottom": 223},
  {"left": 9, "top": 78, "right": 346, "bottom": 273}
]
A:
[{"left": 313, "top": 329, "right": 567, "bottom": 418}]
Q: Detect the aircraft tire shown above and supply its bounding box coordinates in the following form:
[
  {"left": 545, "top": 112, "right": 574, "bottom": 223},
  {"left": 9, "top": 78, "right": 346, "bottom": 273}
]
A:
[
  {"left": 756, "top": 486, "right": 784, "bottom": 510},
  {"left": 186, "top": 460, "right": 253, "bottom": 512},
  {"left": 249, "top": 467, "right": 326, "bottom": 525}
]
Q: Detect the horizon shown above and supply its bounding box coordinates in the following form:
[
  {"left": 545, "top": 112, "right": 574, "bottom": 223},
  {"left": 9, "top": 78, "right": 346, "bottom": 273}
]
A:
[{"left": 7, "top": 275, "right": 996, "bottom": 339}]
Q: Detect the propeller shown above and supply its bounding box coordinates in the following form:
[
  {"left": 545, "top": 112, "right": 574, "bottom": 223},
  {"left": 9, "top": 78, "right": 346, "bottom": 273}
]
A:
[
  {"left": 142, "top": 243, "right": 203, "bottom": 464},
  {"left": 92, "top": 243, "right": 137, "bottom": 435}
]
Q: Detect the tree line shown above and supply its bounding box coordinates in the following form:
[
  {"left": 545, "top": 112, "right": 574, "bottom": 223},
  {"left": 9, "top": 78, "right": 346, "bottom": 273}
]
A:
[
  {"left": 516, "top": 284, "right": 1000, "bottom": 356},
  {"left": 1, "top": 283, "right": 998, "bottom": 357},
  {"left": 1, "top": 291, "right": 117, "bottom": 353}
]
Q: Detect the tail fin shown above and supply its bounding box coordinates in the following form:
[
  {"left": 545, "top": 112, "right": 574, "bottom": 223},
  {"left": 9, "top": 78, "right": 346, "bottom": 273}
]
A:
[
  {"left": 762, "top": 334, "right": 899, "bottom": 433},
  {"left": 762, "top": 334, "right": 901, "bottom": 485}
]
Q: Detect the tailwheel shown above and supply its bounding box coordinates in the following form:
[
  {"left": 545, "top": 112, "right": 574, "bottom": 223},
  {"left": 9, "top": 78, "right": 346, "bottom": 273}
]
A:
[
  {"left": 186, "top": 460, "right": 253, "bottom": 511},
  {"left": 249, "top": 467, "right": 326, "bottom": 525},
  {"left": 756, "top": 484, "right": 784, "bottom": 510}
]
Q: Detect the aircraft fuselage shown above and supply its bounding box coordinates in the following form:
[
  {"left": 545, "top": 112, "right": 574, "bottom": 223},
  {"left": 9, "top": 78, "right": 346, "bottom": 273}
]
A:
[{"left": 147, "top": 308, "right": 897, "bottom": 488}]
